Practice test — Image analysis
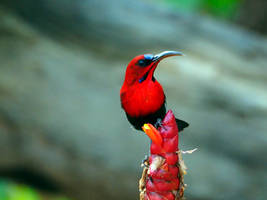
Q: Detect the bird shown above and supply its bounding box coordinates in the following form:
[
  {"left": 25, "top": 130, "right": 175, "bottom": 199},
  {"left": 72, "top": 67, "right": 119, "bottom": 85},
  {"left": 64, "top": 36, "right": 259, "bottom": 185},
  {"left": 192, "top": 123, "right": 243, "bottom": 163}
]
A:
[{"left": 120, "top": 51, "right": 189, "bottom": 132}]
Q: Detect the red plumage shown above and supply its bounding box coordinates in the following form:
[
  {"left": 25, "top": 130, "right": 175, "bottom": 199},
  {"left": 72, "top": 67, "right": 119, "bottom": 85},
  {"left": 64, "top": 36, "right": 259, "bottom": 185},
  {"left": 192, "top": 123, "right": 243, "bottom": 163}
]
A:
[
  {"left": 120, "top": 54, "right": 164, "bottom": 117},
  {"left": 120, "top": 51, "right": 189, "bottom": 131}
]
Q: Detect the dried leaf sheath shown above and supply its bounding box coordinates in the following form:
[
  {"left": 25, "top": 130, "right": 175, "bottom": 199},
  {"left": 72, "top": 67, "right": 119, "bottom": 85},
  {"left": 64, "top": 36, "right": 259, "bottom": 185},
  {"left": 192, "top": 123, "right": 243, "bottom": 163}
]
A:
[{"left": 139, "top": 110, "right": 187, "bottom": 200}]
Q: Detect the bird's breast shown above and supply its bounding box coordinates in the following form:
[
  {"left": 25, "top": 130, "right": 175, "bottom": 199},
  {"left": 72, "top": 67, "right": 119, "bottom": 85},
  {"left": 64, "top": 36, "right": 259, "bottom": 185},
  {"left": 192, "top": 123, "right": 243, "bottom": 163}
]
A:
[{"left": 121, "top": 82, "right": 165, "bottom": 117}]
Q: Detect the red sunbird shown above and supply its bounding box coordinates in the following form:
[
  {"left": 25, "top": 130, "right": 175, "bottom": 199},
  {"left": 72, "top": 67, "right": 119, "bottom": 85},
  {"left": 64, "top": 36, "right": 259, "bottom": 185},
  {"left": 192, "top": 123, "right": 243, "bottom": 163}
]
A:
[{"left": 120, "top": 51, "right": 189, "bottom": 131}]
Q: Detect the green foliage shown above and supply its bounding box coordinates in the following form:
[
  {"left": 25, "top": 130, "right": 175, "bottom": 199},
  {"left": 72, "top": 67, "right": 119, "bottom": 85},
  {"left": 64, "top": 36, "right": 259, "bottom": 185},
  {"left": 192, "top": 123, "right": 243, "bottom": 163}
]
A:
[
  {"left": 0, "top": 181, "right": 9, "bottom": 200},
  {"left": 163, "top": 0, "right": 241, "bottom": 19},
  {"left": 0, "top": 180, "right": 39, "bottom": 200},
  {"left": 203, "top": 0, "right": 240, "bottom": 18},
  {"left": 0, "top": 179, "right": 71, "bottom": 200}
]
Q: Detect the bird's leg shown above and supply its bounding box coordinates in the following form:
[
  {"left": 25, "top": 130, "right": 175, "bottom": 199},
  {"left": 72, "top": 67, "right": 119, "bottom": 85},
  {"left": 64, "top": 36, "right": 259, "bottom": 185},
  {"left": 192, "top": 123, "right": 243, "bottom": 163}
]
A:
[
  {"left": 154, "top": 118, "right": 162, "bottom": 129},
  {"left": 155, "top": 118, "right": 167, "bottom": 130}
]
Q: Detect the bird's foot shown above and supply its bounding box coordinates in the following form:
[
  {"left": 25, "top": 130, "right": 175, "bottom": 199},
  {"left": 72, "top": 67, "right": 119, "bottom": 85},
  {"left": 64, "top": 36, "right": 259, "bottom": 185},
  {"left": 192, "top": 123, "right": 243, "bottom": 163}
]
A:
[
  {"left": 154, "top": 118, "right": 166, "bottom": 130},
  {"left": 154, "top": 118, "right": 162, "bottom": 129}
]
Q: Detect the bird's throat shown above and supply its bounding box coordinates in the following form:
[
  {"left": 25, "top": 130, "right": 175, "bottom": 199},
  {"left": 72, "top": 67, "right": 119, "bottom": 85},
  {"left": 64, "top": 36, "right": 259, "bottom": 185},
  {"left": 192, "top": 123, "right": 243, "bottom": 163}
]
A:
[
  {"left": 139, "top": 63, "right": 158, "bottom": 83},
  {"left": 139, "top": 71, "right": 149, "bottom": 83}
]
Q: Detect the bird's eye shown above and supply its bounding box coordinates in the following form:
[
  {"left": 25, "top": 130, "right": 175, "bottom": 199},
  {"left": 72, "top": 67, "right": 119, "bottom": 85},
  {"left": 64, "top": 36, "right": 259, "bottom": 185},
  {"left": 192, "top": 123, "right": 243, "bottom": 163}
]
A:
[
  {"left": 137, "top": 58, "right": 153, "bottom": 67},
  {"left": 138, "top": 59, "right": 147, "bottom": 67},
  {"left": 136, "top": 54, "right": 154, "bottom": 67}
]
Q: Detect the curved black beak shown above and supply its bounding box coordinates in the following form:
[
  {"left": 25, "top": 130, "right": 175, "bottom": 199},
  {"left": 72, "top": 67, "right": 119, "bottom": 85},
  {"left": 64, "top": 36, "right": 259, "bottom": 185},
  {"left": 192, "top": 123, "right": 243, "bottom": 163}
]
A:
[
  {"left": 152, "top": 51, "right": 184, "bottom": 62},
  {"left": 139, "top": 51, "right": 184, "bottom": 83}
]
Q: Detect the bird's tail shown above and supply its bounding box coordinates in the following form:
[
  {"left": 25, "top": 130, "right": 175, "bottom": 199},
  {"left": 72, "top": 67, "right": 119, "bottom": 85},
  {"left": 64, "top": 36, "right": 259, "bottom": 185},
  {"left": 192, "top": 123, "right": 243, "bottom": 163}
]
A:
[{"left": 175, "top": 118, "right": 189, "bottom": 132}]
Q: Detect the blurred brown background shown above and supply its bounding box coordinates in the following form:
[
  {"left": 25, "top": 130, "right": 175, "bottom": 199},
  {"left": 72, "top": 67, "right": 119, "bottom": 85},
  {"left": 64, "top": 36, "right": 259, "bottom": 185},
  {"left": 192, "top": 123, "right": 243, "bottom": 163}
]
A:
[{"left": 0, "top": 0, "right": 266, "bottom": 200}]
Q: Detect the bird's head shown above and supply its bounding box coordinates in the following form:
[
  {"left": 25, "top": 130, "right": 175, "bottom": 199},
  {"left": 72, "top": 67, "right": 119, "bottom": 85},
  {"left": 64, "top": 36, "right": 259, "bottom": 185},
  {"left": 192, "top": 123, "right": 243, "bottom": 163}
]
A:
[{"left": 123, "top": 51, "right": 183, "bottom": 86}]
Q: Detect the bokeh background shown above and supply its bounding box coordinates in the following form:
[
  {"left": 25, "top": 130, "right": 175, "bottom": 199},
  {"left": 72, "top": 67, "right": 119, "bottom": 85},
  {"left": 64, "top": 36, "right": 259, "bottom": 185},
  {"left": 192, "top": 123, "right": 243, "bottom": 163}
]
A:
[{"left": 0, "top": 0, "right": 266, "bottom": 200}]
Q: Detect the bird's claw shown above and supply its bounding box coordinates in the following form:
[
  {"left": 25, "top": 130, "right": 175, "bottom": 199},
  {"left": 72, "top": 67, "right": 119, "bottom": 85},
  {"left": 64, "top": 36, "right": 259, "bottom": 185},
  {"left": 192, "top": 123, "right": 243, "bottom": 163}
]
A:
[
  {"left": 154, "top": 118, "right": 162, "bottom": 129},
  {"left": 154, "top": 118, "right": 167, "bottom": 130}
]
